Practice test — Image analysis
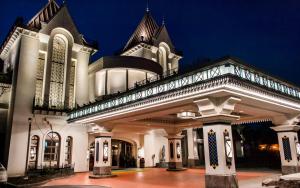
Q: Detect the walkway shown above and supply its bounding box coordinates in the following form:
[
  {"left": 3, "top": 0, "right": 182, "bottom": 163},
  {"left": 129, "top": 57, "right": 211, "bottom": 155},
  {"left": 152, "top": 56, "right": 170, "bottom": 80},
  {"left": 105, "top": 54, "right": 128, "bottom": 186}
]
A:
[{"left": 41, "top": 168, "right": 280, "bottom": 188}]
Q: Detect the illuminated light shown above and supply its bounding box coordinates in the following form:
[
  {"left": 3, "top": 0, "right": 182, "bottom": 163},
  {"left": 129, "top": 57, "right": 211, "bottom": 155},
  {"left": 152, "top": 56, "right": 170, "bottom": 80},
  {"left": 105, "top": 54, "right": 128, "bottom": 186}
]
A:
[
  {"left": 177, "top": 111, "right": 195, "bottom": 119},
  {"left": 269, "top": 144, "right": 279, "bottom": 151},
  {"left": 258, "top": 144, "right": 267, "bottom": 151},
  {"left": 69, "top": 62, "right": 300, "bottom": 122}
]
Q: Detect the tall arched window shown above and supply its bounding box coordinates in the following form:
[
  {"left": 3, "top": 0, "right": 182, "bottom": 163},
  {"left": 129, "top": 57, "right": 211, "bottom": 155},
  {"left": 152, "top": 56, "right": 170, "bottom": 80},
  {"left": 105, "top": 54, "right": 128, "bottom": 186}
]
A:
[
  {"left": 158, "top": 43, "right": 170, "bottom": 74},
  {"left": 28, "top": 135, "right": 39, "bottom": 170},
  {"left": 65, "top": 136, "right": 73, "bottom": 166},
  {"left": 49, "top": 35, "right": 67, "bottom": 109},
  {"left": 44, "top": 132, "right": 61, "bottom": 168}
]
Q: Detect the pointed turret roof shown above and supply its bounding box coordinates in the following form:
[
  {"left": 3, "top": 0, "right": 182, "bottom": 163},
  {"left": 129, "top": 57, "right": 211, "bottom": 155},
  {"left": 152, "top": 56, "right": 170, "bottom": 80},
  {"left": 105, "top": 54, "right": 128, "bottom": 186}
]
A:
[
  {"left": 123, "top": 11, "right": 159, "bottom": 52},
  {"left": 27, "top": 0, "right": 60, "bottom": 30}
]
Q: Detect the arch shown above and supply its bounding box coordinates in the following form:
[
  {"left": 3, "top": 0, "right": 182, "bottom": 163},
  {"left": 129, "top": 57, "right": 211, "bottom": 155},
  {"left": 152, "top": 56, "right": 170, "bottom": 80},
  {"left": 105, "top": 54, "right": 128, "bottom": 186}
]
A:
[
  {"left": 44, "top": 27, "right": 75, "bottom": 109},
  {"left": 44, "top": 131, "right": 61, "bottom": 168},
  {"left": 64, "top": 136, "right": 73, "bottom": 167},
  {"left": 49, "top": 34, "right": 68, "bottom": 108},
  {"left": 158, "top": 42, "right": 171, "bottom": 73},
  {"left": 28, "top": 135, "right": 39, "bottom": 170}
]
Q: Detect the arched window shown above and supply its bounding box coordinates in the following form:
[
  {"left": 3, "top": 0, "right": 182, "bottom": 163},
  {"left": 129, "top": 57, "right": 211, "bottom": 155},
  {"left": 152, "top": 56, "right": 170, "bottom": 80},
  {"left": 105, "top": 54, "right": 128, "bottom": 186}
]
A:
[
  {"left": 44, "top": 132, "right": 61, "bottom": 168},
  {"left": 28, "top": 135, "right": 39, "bottom": 170},
  {"left": 158, "top": 43, "right": 171, "bottom": 74},
  {"left": 49, "top": 35, "right": 67, "bottom": 109},
  {"left": 65, "top": 136, "right": 73, "bottom": 166}
]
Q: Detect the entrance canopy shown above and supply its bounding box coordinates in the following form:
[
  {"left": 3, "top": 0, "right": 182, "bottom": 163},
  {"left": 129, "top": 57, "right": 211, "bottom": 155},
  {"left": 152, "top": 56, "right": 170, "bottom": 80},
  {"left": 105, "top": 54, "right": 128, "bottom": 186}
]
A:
[{"left": 68, "top": 56, "right": 300, "bottom": 132}]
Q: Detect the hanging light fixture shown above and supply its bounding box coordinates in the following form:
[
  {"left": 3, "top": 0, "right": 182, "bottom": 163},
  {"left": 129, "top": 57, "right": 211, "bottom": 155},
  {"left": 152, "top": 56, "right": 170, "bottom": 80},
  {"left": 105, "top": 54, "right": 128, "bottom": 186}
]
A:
[{"left": 177, "top": 112, "right": 195, "bottom": 119}]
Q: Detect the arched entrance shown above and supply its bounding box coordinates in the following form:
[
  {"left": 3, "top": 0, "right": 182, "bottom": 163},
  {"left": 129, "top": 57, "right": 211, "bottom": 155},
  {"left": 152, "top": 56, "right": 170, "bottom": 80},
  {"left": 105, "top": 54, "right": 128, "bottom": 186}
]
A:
[
  {"left": 89, "top": 139, "right": 136, "bottom": 171},
  {"left": 112, "top": 139, "right": 136, "bottom": 169}
]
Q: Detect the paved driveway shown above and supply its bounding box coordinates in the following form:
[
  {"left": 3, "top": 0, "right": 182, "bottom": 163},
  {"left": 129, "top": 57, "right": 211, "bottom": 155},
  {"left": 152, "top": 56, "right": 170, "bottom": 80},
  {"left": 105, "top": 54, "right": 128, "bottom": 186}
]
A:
[{"left": 41, "top": 168, "right": 280, "bottom": 188}]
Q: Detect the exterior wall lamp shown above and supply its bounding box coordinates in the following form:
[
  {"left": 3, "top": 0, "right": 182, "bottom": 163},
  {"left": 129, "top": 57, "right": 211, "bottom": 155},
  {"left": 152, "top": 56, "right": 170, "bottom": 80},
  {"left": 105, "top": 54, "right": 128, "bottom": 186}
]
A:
[
  {"left": 103, "top": 141, "right": 109, "bottom": 163},
  {"left": 295, "top": 137, "right": 300, "bottom": 161},
  {"left": 176, "top": 142, "right": 181, "bottom": 159},
  {"left": 224, "top": 130, "right": 233, "bottom": 168}
]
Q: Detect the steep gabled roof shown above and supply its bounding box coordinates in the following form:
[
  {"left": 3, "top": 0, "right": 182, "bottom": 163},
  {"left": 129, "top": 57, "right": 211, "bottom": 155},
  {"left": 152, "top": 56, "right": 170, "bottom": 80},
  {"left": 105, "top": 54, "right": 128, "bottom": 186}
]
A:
[
  {"left": 153, "top": 24, "right": 175, "bottom": 50},
  {"left": 27, "top": 0, "right": 60, "bottom": 30},
  {"left": 123, "top": 11, "right": 159, "bottom": 52}
]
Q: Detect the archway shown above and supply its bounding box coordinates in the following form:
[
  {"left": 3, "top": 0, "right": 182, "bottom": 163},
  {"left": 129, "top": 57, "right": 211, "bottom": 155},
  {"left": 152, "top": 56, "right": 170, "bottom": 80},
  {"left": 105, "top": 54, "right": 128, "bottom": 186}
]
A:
[{"left": 88, "top": 139, "right": 137, "bottom": 171}]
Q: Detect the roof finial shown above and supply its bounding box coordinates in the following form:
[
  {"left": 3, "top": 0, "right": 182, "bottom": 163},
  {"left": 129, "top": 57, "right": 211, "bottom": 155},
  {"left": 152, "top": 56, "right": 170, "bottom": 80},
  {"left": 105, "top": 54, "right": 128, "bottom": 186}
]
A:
[
  {"left": 162, "top": 15, "right": 165, "bottom": 25},
  {"left": 146, "top": 0, "right": 150, "bottom": 12}
]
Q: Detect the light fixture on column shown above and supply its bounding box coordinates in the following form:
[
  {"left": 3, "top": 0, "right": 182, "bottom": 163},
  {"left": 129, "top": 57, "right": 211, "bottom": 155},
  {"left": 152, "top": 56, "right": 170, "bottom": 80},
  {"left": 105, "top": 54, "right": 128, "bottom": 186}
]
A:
[
  {"left": 295, "top": 137, "right": 300, "bottom": 161},
  {"left": 224, "top": 130, "right": 233, "bottom": 168},
  {"left": 103, "top": 141, "right": 109, "bottom": 163},
  {"left": 177, "top": 112, "right": 195, "bottom": 119},
  {"left": 176, "top": 142, "right": 181, "bottom": 159}
]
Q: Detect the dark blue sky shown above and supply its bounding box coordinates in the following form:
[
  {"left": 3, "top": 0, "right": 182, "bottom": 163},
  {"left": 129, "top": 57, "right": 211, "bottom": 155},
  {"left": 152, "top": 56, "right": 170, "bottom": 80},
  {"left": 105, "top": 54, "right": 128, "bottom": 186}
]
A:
[{"left": 1, "top": 0, "right": 300, "bottom": 85}]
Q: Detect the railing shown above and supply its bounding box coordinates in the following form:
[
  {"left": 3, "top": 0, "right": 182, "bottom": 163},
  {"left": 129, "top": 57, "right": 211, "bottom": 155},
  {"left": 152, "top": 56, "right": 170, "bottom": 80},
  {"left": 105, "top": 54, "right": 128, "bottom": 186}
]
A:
[
  {"left": 33, "top": 97, "right": 73, "bottom": 112},
  {"left": 68, "top": 60, "right": 300, "bottom": 122}
]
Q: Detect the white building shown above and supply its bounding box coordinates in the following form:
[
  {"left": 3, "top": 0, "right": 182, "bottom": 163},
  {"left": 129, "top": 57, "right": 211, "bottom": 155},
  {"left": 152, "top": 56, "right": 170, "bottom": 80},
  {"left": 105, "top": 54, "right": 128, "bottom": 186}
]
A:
[{"left": 1, "top": 1, "right": 300, "bottom": 187}]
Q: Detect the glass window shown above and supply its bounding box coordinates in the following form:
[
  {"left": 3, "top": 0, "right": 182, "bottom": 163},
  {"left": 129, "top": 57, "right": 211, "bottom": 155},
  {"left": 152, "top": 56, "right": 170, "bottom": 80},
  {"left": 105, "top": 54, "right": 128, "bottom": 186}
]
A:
[
  {"left": 68, "top": 60, "right": 76, "bottom": 108},
  {"left": 49, "top": 35, "right": 66, "bottom": 109},
  {"left": 64, "top": 136, "right": 72, "bottom": 166},
  {"left": 28, "top": 135, "right": 39, "bottom": 170},
  {"left": 44, "top": 132, "right": 60, "bottom": 168},
  {"left": 35, "top": 52, "right": 46, "bottom": 106}
]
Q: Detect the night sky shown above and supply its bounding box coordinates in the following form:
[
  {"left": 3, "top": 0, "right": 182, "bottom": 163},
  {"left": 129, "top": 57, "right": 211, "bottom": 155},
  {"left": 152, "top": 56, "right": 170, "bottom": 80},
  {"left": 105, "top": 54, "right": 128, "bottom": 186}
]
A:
[{"left": 1, "top": 0, "right": 300, "bottom": 85}]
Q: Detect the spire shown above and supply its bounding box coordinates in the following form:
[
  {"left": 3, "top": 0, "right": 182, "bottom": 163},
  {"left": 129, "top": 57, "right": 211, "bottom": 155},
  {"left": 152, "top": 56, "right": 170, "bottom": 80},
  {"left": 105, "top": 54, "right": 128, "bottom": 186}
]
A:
[
  {"left": 146, "top": 0, "right": 150, "bottom": 12},
  {"left": 123, "top": 11, "right": 159, "bottom": 51},
  {"left": 162, "top": 15, "right": 165, "bottom": 25}
]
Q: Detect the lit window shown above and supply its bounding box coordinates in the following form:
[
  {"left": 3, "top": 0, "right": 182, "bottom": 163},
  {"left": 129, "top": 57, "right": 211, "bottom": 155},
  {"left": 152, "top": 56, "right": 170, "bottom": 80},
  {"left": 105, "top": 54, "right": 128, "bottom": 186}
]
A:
[
  {"left": 49, "top": 35, "right": 66, "bottom": 109},
  {"left": 35, "top": 52, "right": 46, "bottom": 106},
  {"left": 44, "top": 132, "right": 60, "bottom": 168}
]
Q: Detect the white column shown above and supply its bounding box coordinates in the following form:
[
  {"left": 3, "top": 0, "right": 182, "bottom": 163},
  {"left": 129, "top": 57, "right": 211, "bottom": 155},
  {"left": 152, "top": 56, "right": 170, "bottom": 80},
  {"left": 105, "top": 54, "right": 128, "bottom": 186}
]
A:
[
  {"left": 167, "top": 135, "right": 184, "bottom": 171},
  {"left": 187, "top": 128, "right": 199, "bottom": 167},
  {"left": 272, "top": 125, "right": 300, "bottom": 175},
  {"left": 90, "top": 132, "right": 114, "bottom": 178},
  {"left": 194, "top": 97, "right": 240, "bottom": 188},
  {"left": 76, "top": 50, "right": 90, "bottom": 106},
  {"left": 203, "top": 122, "right": 238, "bottom": 188}
]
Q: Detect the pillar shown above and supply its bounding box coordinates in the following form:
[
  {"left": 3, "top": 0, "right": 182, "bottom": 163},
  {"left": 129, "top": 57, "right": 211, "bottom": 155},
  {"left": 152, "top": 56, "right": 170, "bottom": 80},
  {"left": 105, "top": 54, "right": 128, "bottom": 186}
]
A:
[
  {"left": 89, "top": 132, "right": 115, "bottom": 178},
  {"left": 167, "top": 135, "right": 185, "bottom": 171},
  {"left": 203, "top": 122, "right": 238, "bottom": 188},
  {"left": 272, "top": 125, "right": 300, "bottom": 175},
  {"left": 187, "top": 128, "right": 199, "bottom": 167},
  {"left": 194, "top": 96, "right": 241, "bottom": 188}
]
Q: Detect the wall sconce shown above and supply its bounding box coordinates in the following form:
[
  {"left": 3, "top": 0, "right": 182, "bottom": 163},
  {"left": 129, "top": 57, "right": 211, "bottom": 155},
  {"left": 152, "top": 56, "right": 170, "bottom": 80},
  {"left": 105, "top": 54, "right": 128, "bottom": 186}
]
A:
[
  {"left": 224, "top": 130, "right": 233, "bottom": 167},
  {"left": 103, "top": 141, "right": 109, "bottom": 163},
  {"left": 176, "top": 142, "right": 181, "bottom": 159},
  {"left": 295, "top": 137, "right": 300, "bottom": 161}
]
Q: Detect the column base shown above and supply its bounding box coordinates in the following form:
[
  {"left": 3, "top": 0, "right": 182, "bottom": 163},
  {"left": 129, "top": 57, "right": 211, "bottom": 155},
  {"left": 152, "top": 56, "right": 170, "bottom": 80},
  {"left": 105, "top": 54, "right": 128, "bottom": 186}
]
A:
[
  {"left": 282, "top": 166, "right": 300, "bottom": 175},
  {"left": 205, "top": 174, "right": 238, "bottom": 188},
  {"left": 167, "top": 162, "right": 186, "bottom": 171},
  {"left": 89, "top": 166, "right": 117, "bottom": 179}
]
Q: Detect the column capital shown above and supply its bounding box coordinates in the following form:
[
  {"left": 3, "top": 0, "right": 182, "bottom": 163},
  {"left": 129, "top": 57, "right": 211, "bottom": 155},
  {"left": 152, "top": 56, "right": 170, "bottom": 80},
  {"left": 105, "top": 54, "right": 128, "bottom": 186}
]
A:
[
  {"left": 272, "top": 114, "right": 300, "bottom": 126},
  {"left": 194, "top": 96, "right": 241, "bottom": 124},
  {"left": 271, "top": 125, "right": 300, "bottom": 132}
]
